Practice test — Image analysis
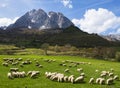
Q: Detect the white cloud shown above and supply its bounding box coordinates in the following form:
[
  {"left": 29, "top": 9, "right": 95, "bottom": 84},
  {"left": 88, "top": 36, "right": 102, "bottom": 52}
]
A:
[
  {"left": 0, "top": 3, "right": 8, "bottom": 8},
  {"left": 0, "top": 17, "right": 19, "bottom": 26},
  {"left": 72, "top": 8, "right": 120, "bottom": 34},
  {"left": 61, "top": 0, "right": 73, "bottom": 8},
  {"left": 116, "top": 28, "right": 120, "bottom": 34}
]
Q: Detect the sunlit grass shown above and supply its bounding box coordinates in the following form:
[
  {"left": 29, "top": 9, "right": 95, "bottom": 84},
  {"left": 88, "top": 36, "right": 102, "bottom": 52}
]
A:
[{"left": 0, "top": 55, "right": 120, "bottom": 88}]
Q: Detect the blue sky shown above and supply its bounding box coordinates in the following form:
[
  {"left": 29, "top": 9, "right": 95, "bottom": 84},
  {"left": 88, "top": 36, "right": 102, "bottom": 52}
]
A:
[{"left": 0, "top": 0, "right": 120, "bottom": 34}]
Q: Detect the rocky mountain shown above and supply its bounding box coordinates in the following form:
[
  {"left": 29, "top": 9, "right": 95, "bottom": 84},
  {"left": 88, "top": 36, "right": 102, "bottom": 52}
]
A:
[
  {"left": 101, "top": 34, "right": 120, "bottom": 41},
  {"left": 0, "top": 26, "right": 7, "bottom": 30},
  {"left": 7, "top": 9, "right": 74, "bottom": 30}
]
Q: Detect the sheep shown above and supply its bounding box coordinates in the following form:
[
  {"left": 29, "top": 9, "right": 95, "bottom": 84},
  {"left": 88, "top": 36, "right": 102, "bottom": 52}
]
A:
[
  {"left": 99, "top": 78, "right": 105, "bottom": 85},
  {"left": 77, "top": 68, "right": 83, "bottom": 72},
  {"left": 62, "top": 64, "right": 66, "bottom": 66},
  {"left": 106, "top": 78, "right": 114, "bottom": 85},
  {"left": 64, "top": 69, "right": 69, "bottom": 73},
  {"left": 109, "top": 73, "right": 114, "bottom": 77},
  {"left": 27, "top": 71, "right": 32, "bottom": 76},
  {"left": 38, "top": 65, "right": 43, "bottom": 68},
  {"left": 80, "top": 72, "right": 85, "bottom": 76},
  {"left": 7, "top": 72, "right": 13, "bottom": 79},
  {"left": 113, "top": 75, "right": 119, "bottom": 80},
  {"left": 100, "top": 73, "right": 107, "bottom": 77},
  {"left": 89, "top": 78, "right": 94, "bottom": 84},
  {"left": 19, "top": 71, "right": 26, "bottom": 78},
  {"left": 96, "top": 78, "right": 105, "bottom": 85},
  {"left": 2, "top": 62, "right": 8, "bottom": 67},
  {"left": 10, "top": 68, "right": 19, "bottom": 72},
  {"left": 57, "top": 73, "right": 64, "bottom": 82},
  {"left": 68, "top": 75, "right": 74, "bottom": 83},
  {"left": 18, "top": 58, "right": 22, "bottom": 61},
  {"left": 30, "top": 71, "right": 40, "bottom": 78},
  {"left": 45, "top": 72, "right": 52, "bottom": 78},
  {"left": 64, "top": 76, "right": 68, "bottom": 82},
  {"left": 74, "top": 76, "right": 84, "bottom": 83},
  {"left": 96, "top": 78, "right": 101, "bottom": 84}
]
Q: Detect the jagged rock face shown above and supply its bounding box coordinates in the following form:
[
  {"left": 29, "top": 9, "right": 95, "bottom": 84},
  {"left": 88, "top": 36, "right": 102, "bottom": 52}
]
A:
[{"left": 7, "top": 9, "right": 74, "bottom": 30}]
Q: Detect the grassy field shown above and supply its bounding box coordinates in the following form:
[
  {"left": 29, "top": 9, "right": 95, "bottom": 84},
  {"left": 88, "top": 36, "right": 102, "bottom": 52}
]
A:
[{"left": 0, "top": 55, "right": 120, "bottom": 88}]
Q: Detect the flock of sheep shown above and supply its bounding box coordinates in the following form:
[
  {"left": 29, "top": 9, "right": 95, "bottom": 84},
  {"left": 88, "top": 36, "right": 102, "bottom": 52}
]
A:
[{"left": 1, "top": 57, "right": 120, "bottom": 86}]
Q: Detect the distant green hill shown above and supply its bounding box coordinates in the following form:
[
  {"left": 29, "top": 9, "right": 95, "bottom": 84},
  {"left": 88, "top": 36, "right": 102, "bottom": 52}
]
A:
[{"left": 0, "top": 26, "right": 115, "bottom": 47}]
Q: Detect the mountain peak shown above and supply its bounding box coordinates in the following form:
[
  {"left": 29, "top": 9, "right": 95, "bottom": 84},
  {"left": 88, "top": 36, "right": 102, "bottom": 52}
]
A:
[{"left": 7, "top": 9, "right": 74, "bottom": 30}]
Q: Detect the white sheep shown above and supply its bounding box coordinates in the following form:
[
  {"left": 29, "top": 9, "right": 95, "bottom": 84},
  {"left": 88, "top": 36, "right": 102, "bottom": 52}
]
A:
[
  {"left": 113, "top": 75, "right": 119, "bottom": 80},
  {"left": 77, "top": 68, "right": 83, "bottom": 72},
  {"left": 2, "top": 62, "right": 8, "bottom": 67},
  {"left": 74, "top": 76, "right": 84, "bottom": 83},
  {"left": 99, "top": 78, "right": 105, "bottom": 85},
  {"left": 106, "top": 78, "right": 114, "bottom": 85},
  {"left": 7, "top": 72, "right": 13, "bottom": 79},
  {"left": 30, "top": 71, "right": 40, "bottom": 78},
  {"left": 96, "top": 78, "right": 101, "bottom": 84},
  {"left": 57, "top": 73, "right": 64, "bottom": 82},
  {"left": 64, "top": 76, "right": 68, "bottom": 82},
  {"left": 10, "top": 68, "right": 19, "bottom": 72},
  {"left": 89, "top": 78, "right": 94, "bottom": 84},
  {"left": 68, "top": 75, "right": 74, "bottom": 83},
  {"left": 109, "top": 73, "right": 114, "bottom": 77},
  {"left": 80, "top": 72, "right": 85, "bottom": 76},
  {"left": 64, "top": 69, "right": 69, "bottom": 73}
]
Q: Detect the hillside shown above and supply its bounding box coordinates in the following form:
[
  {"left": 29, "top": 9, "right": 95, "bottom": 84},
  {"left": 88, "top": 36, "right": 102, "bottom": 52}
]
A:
[{"left": 0, "top": 26, "right": 112, "bottom": 47}]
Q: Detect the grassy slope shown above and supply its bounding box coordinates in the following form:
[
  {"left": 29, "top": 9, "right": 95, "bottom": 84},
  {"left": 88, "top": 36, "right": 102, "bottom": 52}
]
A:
[{"left": 0, "top": 55, "right": 120, "bottom": 88}]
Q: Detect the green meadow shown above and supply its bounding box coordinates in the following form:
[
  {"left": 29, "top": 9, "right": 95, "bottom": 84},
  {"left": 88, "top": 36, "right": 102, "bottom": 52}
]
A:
[{"left": 0, "top": 55, "right": 120, "bottom": 88}]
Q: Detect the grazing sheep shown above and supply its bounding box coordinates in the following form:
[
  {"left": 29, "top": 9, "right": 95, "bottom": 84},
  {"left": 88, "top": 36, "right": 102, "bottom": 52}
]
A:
[
  {"left": 57, "top": 73, "right": 64, "bottom": 82},
  {"left": 64, "top": 76, "right": 68, "bottom": 82},
  {"left": 2, "top": 62, "right": 8, "bottom": 67},
  {"left": 10, "top": 68, "right": 19, "bottom": 72},
  {"left": 63, "top": 64, "right": 66, "bottom": 66},
  {"left": 96, "top": 78, "right": 101, "bottom": 84},
  {"left": 109, "top": 73, "right": 114, "bottom": 77},
  {"left": 64, "top": 69, "right": 69, "bottom": 73},
  {"left": 74, "top": 76, "right": 84, "bottom": 83},
  {"left": 30, "top": 71, "right": 40, "bottom": 78},
  {"left": 77, "top": 68, "right": 83, "bottom": 72},
  {"left": 89, "top": 78, "right": 94, "bottom": 84},
  {"left": 27, "top": 71, "right": 32, "bottom": 76},
  {"left": 96, "top": 78, "right": 105, "bottom": 85},
  {"left": 68, "top": 75, "right": 74, "bottom": 83},
  {"left": 106, "top": 78, "right": 114, "bottom": 85},
  {"left": 114, "top": 75, "right": 119, "bottom": 80},
  {"left": 100, "top": 73, "right": 107, "bottom": 77},
  {"left": 7, "top": 72, "right": 13, "bottom": 79},
  {"left": 38, "top": 65, "right": 43, "bottom": 68},
  {"left": 99, "top": 78, "right": 105, "bottom": 85},
  {"left": 80, "top": 73, "right": 85, "bottom": 76}
]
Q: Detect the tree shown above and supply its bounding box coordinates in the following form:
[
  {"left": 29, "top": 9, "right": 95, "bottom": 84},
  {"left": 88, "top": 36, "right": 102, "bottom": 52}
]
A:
[
  {"left": 54, "top": 44, "right": 60, "bottom": 53},
  {"left": 115, "top": 52, "right": 120, "bottom": 62},
  {"left": 41, "top": 43, "right": 49, "bottom": 55}
]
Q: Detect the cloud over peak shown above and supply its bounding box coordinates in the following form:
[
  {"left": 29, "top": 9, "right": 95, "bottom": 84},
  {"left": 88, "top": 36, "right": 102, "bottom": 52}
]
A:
[
  {"left": 72, "top": 8, "right": 120, "bottom": 34},
  {"left": 0, "top": 17, "right": 19, "bottom": 26},
  {"left": 61, "top": 0, "right": 73, "bottom": 8}
]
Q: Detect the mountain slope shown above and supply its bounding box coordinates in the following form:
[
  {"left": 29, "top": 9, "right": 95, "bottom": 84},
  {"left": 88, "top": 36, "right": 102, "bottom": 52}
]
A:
[
  {"left": 7, "top": 9, "right": 74, "bottom": 30},
  {"left": 0, "top": 26, "right": 112, "bottom": 47}
]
